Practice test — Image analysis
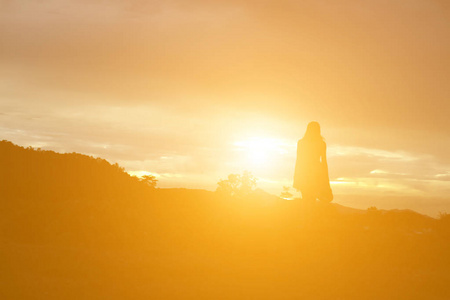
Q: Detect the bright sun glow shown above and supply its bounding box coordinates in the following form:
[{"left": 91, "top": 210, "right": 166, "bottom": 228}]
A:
[{"left": 234, "top": 137, "right": 288, "bottom": 166}]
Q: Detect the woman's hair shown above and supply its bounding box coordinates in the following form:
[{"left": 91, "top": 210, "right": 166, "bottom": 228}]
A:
[{"left": 302, "top": 121, "right": 324, "bottom": 141}]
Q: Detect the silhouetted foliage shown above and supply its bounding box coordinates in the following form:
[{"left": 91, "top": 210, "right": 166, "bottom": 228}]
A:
[
  {"left": 280, "top": 186, "right": 293, "bottom": 199},
  {"left": 139, "top": 174, "right": 158, "bottom": 188},
  {"left": 439, "top": 212, "right": 450, "bottom": 221},
  {"left": 216, "top": 171, "right": 257, "bottom": 197}
]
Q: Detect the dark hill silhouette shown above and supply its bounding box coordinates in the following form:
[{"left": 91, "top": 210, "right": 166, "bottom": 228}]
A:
[
  {"left": 1, "top": 140, "right": 450, "bottom": 299},
  {"left": 0, "top": 140, "right": 143, "bottom": 199}
]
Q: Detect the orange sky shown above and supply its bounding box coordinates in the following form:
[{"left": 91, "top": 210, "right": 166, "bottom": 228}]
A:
[{"left": 0, "top": 0, "right": 449, "bottom": 216}]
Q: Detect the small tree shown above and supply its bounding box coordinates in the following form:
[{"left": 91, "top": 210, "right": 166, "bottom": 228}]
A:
[
  {"left": 367, "top": 206, "right": 381, "bottom": 216},
  {"left": 439, "top": 212, "right": 450, "bottom": 221},
  {"left": 216, "top": 171, "right": 257, "bottom": 197},
  {"left": 280, "top": 186, "right": 293, "bottom": 199},
  {"left": 140, "top": 174, "right": 158, "bottom": 188}
]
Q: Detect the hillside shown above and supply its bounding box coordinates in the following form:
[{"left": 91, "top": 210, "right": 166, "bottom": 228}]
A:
[{"left": 1, "top": 141, "right": 450, "bottom": 299}]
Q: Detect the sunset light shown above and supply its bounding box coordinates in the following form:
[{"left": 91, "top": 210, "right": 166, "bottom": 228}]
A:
[
  {"left": 234, "top": 137, "right": 287, "bottom": 166},
  {"left": 1, "top": 1, "right": 450, "bottom": 298}
]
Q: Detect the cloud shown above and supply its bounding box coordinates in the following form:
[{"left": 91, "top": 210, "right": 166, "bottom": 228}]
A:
[{"left": 1, "top": 0, "right": 448, "bottom": 135}]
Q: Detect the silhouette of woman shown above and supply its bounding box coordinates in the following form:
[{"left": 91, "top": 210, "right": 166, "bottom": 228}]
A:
[{"left": 293, "top": 122, "right": 333, "bottom": 202}]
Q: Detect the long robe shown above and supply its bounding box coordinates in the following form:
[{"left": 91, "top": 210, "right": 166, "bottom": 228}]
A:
[{"left": 293, "top": 138, "right": 333, "bottom": 202}]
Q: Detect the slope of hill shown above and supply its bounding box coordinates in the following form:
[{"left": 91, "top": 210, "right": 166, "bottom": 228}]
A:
[{"left": 1, "top": 140, "right": 450, "bottom": 299}]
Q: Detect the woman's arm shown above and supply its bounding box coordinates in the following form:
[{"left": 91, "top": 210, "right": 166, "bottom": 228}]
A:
[
  {"left": 321, "top": 142, "right": 330, "bottom": 181},
  {"left": 321, "top": 142, "right": 328, "bottom": 166},
  {"left": 293, "top": 140, "right": 303, "bottom": 190}
]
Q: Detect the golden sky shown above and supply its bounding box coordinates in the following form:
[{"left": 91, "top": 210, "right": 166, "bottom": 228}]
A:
[{"left": 1, "top": 0, "right": 449, "bottom": 215}]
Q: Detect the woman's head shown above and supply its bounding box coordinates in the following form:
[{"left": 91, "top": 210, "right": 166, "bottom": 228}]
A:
[{"left": 303, "top": 121, "right": 323, "bottom": 141}]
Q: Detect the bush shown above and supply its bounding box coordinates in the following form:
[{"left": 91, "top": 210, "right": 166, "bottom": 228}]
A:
[{"left": 216, "top": 171, "right": 257, "bottom": 197}]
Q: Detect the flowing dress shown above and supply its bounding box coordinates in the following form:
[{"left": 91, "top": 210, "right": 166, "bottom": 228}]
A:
[{"left": 293, "top": 139, "right": 333, "bottom": 202}]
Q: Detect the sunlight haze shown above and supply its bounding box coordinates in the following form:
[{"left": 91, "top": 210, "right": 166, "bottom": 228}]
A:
[{"left": 1, "top": 0, "right": 449, "bottom": 216}]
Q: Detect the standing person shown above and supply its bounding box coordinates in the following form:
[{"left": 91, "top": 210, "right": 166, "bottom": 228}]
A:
[{"left": 293, "top": 121, "right": 333, "bottom": 202}]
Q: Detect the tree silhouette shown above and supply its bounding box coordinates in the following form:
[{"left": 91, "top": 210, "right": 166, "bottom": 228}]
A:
[
  {"left": 216, "top": 171, "right": 257, "bottom": 197},
  {"left": 280, "top": 186, "right": 293, "bottom": 199},
  {"left": 140, "top": 175, "right": 158, "bottom": 188}
]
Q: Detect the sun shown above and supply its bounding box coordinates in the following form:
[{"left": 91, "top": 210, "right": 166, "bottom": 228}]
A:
[{"left": 234, "top": 137, "right": 286, "bottom": 166}]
